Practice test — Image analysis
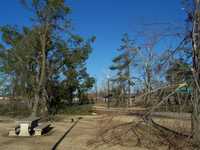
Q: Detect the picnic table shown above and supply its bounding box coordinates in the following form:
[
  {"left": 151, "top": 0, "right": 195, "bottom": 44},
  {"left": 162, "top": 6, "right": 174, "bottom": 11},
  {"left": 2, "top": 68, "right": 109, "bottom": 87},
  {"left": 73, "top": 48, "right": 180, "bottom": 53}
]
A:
[
  {"left": 9, "top": 117, "right": 51, "bottom": 137},
  {"left": 16, "top": 117, "right": 40, "bottom": 136}
]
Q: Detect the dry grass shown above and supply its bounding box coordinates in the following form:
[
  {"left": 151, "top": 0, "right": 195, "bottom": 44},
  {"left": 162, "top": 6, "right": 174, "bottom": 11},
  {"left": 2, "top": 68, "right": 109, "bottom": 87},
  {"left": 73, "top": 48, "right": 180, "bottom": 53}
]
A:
[{"left": 88, "top": 114, "right": 193, "bottom": 150}]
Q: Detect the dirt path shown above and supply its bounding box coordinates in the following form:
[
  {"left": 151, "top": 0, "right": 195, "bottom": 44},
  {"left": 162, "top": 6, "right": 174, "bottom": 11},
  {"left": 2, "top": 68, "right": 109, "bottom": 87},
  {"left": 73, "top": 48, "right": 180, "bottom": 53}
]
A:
[{"left": 55, "top": 115, "right": 147, "bottom": 150}]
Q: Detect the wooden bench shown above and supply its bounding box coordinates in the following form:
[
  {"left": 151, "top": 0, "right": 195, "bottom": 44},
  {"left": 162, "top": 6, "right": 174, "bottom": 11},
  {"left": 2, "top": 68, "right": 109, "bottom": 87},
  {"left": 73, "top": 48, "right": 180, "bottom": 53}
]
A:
[
  {"left": 8, "top": 125, "right": 20, "bottom": 136},
  {"left": 34, "top": 123, "right": 50, "bottom": 136}
]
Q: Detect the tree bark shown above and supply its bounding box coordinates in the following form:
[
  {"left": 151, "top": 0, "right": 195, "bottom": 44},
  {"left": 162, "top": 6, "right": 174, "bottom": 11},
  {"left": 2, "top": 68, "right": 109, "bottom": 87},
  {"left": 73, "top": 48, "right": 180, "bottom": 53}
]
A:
[
  {"left": 31, "top": 92, "right": 40, "bottom": 117},
  {"left": 127, "top": 63, "right": 132, "bottom": 107},
  {"left": 31, "top": 28, "right": 47, "bottom": 117},
  {"left": 192, "top": 0, "right": 200, "bottom": 146}
]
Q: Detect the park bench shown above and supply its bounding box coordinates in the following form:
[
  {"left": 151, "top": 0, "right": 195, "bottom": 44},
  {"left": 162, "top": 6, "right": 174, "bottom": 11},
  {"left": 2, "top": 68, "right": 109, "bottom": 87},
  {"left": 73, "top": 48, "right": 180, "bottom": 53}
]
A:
[
  {"left": 34, "top": 123, "right": 51, "bottom": 136},
  {"left": 8, "top": 125, "right": 20, "bottom": 136}
]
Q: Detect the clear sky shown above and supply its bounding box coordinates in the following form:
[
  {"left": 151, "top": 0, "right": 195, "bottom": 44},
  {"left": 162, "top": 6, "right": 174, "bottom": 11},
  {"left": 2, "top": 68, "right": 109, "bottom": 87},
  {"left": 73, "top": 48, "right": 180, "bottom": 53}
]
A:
[{"left": 0, "top": 0, "right": 186, "bottom": 85}]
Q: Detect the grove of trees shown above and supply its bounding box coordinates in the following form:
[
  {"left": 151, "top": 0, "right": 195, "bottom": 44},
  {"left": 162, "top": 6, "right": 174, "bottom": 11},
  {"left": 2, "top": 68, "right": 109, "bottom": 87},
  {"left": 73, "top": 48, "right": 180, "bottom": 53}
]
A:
[{"left": 0, "top": 0, "right": 95, "bottom": 116}]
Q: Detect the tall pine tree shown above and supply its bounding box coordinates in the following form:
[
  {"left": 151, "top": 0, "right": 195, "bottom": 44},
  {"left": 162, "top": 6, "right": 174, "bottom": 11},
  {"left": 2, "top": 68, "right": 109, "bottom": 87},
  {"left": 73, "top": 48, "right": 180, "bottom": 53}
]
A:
[{"left": 110, "top": 33, "right": 138, "bottom": 106}]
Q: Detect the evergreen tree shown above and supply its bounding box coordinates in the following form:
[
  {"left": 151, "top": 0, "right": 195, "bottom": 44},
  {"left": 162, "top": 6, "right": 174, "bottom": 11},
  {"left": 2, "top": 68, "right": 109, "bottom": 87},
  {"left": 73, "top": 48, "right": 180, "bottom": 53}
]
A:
[
  {"left": 166, "top": 58, "right": 192, "bottom": 84},
  {"left": 0, "top": 0, "right": 95, "bottom": 116},
  {"left": 110, "top": 33, "right": 138, "bottom": 106}
]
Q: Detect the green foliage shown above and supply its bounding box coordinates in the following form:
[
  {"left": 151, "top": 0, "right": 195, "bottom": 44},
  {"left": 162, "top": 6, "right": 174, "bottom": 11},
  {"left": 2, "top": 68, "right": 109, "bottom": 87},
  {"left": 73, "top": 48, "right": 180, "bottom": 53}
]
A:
[
  {"left": 166, "top": 58, "right": 192, "bottom": 84},
  {"left": 0, "top": 0, "right": 95, "bottom": 115},
  {"left": 110, "top": 33, "right": 138, "bottom": 106}
]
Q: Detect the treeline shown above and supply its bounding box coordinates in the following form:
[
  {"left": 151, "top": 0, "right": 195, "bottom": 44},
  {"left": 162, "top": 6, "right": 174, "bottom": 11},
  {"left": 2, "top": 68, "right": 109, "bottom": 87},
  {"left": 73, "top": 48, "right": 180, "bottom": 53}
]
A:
[
  {"left": 106, "top": 3, "right": 194, "bottom": 108},
  {"left": 107, "top": 31, "right": 192, "bottom": 107},
  {"left": 0, "top": 0, "right": 95, "bottom": 116}
]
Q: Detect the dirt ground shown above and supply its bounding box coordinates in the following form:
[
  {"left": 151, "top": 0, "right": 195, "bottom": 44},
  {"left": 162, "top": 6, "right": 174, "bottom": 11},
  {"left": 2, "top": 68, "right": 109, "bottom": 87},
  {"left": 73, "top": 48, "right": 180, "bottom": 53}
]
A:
[
  {"left": 0, "top": 115, "right": 149, "bottom": 150},
  {"left": 0, "top": 114, "right": 191, "bottom": 150}
]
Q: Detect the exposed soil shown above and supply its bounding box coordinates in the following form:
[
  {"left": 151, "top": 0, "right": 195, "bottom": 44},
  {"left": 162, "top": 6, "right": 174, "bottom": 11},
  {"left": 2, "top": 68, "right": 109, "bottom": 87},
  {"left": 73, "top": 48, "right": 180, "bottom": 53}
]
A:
[{"left": 0, "top": 112, "right": 192, "bottom": 150}]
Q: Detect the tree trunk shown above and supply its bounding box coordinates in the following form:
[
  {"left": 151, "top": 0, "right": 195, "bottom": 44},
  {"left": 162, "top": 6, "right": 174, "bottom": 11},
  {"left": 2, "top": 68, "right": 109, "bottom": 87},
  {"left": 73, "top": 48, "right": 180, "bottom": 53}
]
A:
[
  {"left": 145, "top": 65, "right": 152, "bottom": 106},
  {"left": 192, "top": 0, "right": 200, "bottom": 146},
  {"left": 40, "top": 33, "right": 47, "bottom": 102},
  {"left": 191, "top": 92, "right": 200, "bottom": 146},
  {"left": 41, "top": 88, "right": 48, "bottom": 114},
  {"left": 127, "top": 63, "right": 132, "bottom": 107},
  {"left": 31, "top": 30, "right": 47, "bottom": 117},
  {"left": 31, "top": 92, "right": 40, "bottom": 117}
]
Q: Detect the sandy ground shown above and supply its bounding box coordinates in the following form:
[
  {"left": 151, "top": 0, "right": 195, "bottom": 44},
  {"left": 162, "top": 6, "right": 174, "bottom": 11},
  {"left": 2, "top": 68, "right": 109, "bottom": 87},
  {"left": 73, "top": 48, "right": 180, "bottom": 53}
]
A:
[
  {"left": 0, "top": 113, "right": 191, "bottom": 150},
  {"left": 0, "top": 115, "right": 148, "bottom": 150}
]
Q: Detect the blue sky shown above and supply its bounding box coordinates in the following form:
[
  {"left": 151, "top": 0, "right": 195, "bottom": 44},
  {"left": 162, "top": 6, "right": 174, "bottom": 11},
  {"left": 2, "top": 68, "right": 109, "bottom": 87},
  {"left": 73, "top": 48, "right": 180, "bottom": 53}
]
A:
[{"left": 0, "top": 0, "right": 186, "bottom": 86}]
